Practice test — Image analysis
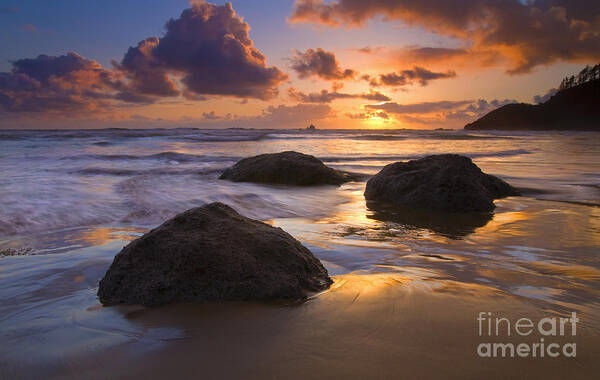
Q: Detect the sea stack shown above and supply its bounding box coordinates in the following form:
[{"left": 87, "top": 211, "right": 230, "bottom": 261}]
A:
[
  {"left": 98, "top": 202, "right": 332, "bottom": 306},
  {"left": 364, "top": 154, "right": 519, "bottom": 213}
]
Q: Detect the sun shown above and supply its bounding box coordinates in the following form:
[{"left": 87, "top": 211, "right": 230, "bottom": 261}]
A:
[{"left": 365, "top": 114, "right": 392, "bottom": 129}]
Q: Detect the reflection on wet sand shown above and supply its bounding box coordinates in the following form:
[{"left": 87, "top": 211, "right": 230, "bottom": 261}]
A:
[
  {"left": 366, "top": 202, "right": 493, "bottom": 239},
  {"left": 32, "top": 273, "right": 600, "bottom": 380}
]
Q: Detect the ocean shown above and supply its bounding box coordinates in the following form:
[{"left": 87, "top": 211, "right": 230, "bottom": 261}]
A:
[{"left": 1, "top": 128, "right": 599, "bottom": 378}]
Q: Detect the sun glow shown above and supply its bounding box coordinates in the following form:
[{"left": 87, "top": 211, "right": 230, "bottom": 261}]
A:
[{"left": 365, "top": 114, "right": 393, "bottom": 129}]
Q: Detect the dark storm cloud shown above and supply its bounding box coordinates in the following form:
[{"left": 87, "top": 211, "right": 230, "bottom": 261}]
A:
[
  {"left": 288, "top": 87, "right": 390, "bottom": 103},
  {"left": 290, "top": 0, "right": 600, "bottom": 73},
  {"left": 365, "top": 66, "right": 456, "bottom": 87},
  {"left": 117, "top": 2, "right": 287, "bottom": 100},
  {"left": 290, "top": 48, "right": 355, "bottom": 80},
  {"left": 115, "top": 37, "right": 179, "bottom": 98}
]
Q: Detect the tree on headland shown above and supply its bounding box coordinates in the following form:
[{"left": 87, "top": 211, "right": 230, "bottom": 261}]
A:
[{"left": 559, "top": 63, "right": 600, "bottom": 91}]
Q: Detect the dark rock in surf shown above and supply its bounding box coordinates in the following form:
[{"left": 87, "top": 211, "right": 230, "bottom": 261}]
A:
[
  {"left": 98, "top": 202, "right": 332, "bottom": 306},
  {"left": 364, "top": 154, "right": 519, "bottom": 213},
  {"left": 219, "top": 151, "right": 355, "bottom": 186}
]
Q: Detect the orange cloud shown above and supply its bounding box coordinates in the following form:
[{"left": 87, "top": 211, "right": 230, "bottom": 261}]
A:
[
  {"left": 290, "top": 0, "right": 600, "bottom": 74},
  {"left": 361, "top": 98, "right": 517, "bottom": 127},
  {"left": 288, "top": 87, "right": 390, "bottom": 103}
]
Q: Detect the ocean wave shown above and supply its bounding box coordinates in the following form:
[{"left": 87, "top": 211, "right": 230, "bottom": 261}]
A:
[
  {"left": 76, "top": 166, "right": 225, "bottom": 177},
  {"left": 467, "top": 149, "right": 532, "bottom": 158},
  {"left": 62, "top": 152, "right": 240, "bottom": 163},
  {"left": 321, "top": 150, "right": 531, "bottom": 163},
  {"left": 350, "top": 134, "right": 407, "bottom": 141},
  {"left": 417, "top": 133, "right": 514, "bottom": 140},
  {"left": 113, "top": 175, "right": 350, "bottom": 226},
  {"left": 344, "top": 132, "right": 513, "bottom": 141},
  {"left": 178, "top": 133, "right": 268, "bottom": 142}
]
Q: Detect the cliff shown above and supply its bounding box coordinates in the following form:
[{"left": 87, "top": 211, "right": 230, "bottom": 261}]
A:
[{"left": 464, "top": 79, "right": 600, "bottom": 131}]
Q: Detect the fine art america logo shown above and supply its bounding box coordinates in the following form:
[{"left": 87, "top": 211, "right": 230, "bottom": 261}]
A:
[{"left": 477, "top": 312, "right": 578, "bottom": 358}]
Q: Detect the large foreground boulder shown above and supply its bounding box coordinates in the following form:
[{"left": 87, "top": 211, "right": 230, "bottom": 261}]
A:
[
  {"left": 219, "top": 151, "right": 354, "bottom": 186},
  {"left": 364, "top": 154, "right": 519, "bottom": 213},
  {"left": 98, "top": 202, "right": 332, "bottom": 306}
]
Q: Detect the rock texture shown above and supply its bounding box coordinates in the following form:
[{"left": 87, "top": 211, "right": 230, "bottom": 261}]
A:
[
  {"left": 364, "top": 154, "right": 519, "bottom": 212},
  {"left": 465, "top": 79, "right": 600, "bottom": 130},
  {"left": 219, "top": 151, "right": 354, "bottom": 186},
  {"left": 98, "top": 202, "right": 332, "bottom": 306}
]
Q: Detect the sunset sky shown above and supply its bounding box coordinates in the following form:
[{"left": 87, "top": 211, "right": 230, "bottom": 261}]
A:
[{"left": 1, "top": 0, "right": 598, "bottom": 129}]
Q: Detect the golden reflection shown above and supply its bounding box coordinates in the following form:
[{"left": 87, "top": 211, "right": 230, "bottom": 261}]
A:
[
  {"left": 323, "top": 270, "right": 514, "bottom": 302},
  {"left": 474, "top": 209, "right": 530, "bottom": 236},
  {"left": 526, "top": 261, "right": 600, "bottom": 281},
  {"left": 474, "top": 199, "right": 600, "bottom": 247},
  {"left": 326, "top": 273, "right": 412, "bottom": 298},
  {"left": 65, "top": 226, "right": 146, "bottom": 247}
]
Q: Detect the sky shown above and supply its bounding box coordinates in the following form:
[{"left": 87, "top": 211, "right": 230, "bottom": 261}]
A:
[{"left": 0, "top": 0, "right": 598, "bottom": 129}]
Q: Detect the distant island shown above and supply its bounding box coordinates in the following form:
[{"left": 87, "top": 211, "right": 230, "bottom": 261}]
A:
[{"left": 465, "top": 64, "right": 600, "bottom": 131}]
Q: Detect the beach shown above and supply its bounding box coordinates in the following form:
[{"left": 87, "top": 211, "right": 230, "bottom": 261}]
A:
[{"left": 1, "top": 128, "right": 599, "bottom": 379}]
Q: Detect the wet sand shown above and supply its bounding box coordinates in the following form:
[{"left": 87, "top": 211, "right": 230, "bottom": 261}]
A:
[
  {"left": 1, "top": 192, "right": 599, "bottom": 379},
  {"left": 4, "top": 273, "right": 597, "bottom": 380}
]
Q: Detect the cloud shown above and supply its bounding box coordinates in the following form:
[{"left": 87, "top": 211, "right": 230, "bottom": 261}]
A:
[
  {"left": 202, "top": 110, "right": 219, "bottom": 120},
  {"left": 361, "top": 98, "right": 517, "bottom": 126},
  {"left": 446, "top": 98, "right": 518, "bottom": 120},
  {"left": 345, "top": 111, "right": 389, "bottom": 119},
  {"left": 290, "top": 48, "right": 355, "bottom": 80},
  {"left": 182, "top": 90, "right": 209, "bottom": 101},
  {"left": 0, "top": 52, "right": 123, "bottom": 113},
  {"left": 290, "top": 0, "right": 600, "bottom": 74},
  {"left": 200, "top": 110, "right": 233, "bottom": 120},
  {"left": 241, "top": 103, "right": 332, "bottom": 128},
  {"left": 533, "top": 88, "right": 558, "bottom": 104},
  {"left": 354, "top": 45, "right": 502, "bottom": 71},
  {"left": 402, "top": 47, "right": 469, "bottom": 62},
  {"left": 21, "top": 24, "right": 37, "bottom": 32},
  {"left": 364, "top": 66, "right": 456, "bottom": 87},
  {"left": 0, "top": 7, "right": 18, "bottom": 14},
  {"left": 116, "top": 2, "right": 287, "bottom": 100},
  {"left": 359, "top": 45, "right": 471, "bottom": 65},
  {"left": 352, "top": 46, "right": 385, "bottom": 54},
  {"left": 366, "top": 100, "right": 472, "bottom": 115},
  {"left": 288, "top": 87, "right": 390, "bottom": 103},
  {"left": 116, "top": 37, "right": 179, "bottom": 98},
  {"left": 1, "top": 2, "right": 288, "bottom": 114}
]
